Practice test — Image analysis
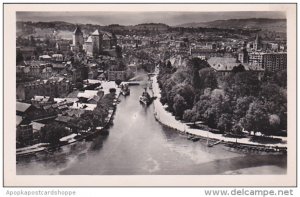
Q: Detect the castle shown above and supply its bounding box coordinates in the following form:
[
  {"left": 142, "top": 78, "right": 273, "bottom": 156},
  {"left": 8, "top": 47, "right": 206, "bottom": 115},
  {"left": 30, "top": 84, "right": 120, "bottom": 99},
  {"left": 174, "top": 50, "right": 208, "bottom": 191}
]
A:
[{"left": 71, "top": 26, "right": 117, "bottom": 57}]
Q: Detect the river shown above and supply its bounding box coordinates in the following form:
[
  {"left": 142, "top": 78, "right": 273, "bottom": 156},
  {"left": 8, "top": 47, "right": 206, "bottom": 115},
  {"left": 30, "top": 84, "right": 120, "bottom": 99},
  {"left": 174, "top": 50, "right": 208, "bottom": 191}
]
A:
[{"left": 16, "top": 86, "right": 287, "bottom": 175}]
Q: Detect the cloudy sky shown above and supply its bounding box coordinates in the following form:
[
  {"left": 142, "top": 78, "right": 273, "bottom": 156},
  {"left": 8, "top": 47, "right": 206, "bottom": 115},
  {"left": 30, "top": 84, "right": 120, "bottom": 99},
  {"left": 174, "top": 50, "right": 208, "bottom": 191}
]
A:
[{"left": 17, "top": 11, "right": 285, "bottom": 26}]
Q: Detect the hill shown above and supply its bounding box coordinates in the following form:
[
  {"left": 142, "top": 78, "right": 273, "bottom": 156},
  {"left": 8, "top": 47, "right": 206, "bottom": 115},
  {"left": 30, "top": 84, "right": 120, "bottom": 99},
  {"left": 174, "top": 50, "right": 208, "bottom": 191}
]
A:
[{"left": 177, "top": 18, "right": 286, "bottom": 33}]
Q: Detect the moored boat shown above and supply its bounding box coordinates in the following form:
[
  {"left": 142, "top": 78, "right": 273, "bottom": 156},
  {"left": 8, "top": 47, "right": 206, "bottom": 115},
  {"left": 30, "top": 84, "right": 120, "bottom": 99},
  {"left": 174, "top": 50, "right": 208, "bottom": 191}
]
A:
[
  {"left": 139, "top": 87, "right": 151, "bottom": 105},
  {"left": 121, "top": 83, "right": 130, "bottom": 96}
]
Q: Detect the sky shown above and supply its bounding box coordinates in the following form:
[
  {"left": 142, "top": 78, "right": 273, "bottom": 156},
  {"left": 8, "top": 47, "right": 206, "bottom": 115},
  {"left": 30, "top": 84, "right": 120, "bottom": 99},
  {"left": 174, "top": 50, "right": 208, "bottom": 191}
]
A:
[{"left": 17, "top": 11, "right": 286, "bottom": 26}]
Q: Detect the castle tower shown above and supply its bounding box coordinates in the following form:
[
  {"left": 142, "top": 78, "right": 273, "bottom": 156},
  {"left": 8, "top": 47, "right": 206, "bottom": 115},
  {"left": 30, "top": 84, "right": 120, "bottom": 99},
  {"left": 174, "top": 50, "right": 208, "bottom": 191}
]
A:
[
  {"left": 73, "top": 26, "right": 84, "bottom": 46},
  {"left": 91, "top": 29, "right": 103, "bottom": 56}
]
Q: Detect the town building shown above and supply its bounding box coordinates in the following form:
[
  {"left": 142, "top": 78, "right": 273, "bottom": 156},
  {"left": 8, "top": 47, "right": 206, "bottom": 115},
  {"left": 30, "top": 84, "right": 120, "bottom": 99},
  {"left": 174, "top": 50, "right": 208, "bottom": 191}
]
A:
[
  {"left": 39, "top": 55, "right": 52, "bottom": 61},
  {"left": 248, "top": 52, "right": 264, "bottom": 68},
  {"left": 190, "top": 48, "right": 233, "bottom": 59},
  {"left": 16, "top": 77, "right": 71, "bottom": 101},
  {"left": 16, "top": 115, "right": 33, "bottom": 147},
  {"left": 248, "top": 52, "right": 287, "bottom": 71},
  {"left": 107, "top": 70, "right": 126, "bottom": 81},
  {"left": 69, "top": 102, "right": 97, "bottom": 111},
  {"left": 208, "top": 56, "right": 264, "bottom": 77},
  {"left": 263, "top": 52, "right": 287, "bottom": 72},
  {"left": 207, "top": 57, "right": 242, "bottom": 76},
  {"left": 237, "top": 48, "right": 249, "bottom": 64},
  {"left": 55, "top": 115, "right": 74, "bottom": 127},
  {"left": 16, "top": 102, "right": 34, "bottom": 117},
  {"left": 52, "top": 54, "right": 64, "bottom": 62},
  {"left": 16, "top": 65, "right": 30, "bottom": 77},
  {"left": 55, "top": 40, "right": 71, "bottom": 52},
  {"left": 77, "top": 90, "right": 103, "bottom": 104},
  {"left": 31, "top": 96, "right": 53, "bottom": 108}
]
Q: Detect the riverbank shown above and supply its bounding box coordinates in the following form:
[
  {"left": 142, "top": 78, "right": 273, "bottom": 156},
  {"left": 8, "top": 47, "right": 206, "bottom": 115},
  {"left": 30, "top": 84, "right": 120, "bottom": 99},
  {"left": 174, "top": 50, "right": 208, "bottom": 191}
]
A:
[
  {"left": 151, "top": 75, "right": 287, "bottom": 152},
  {"left": 17, "top": 84, "right": 122, "bottom": 157}
]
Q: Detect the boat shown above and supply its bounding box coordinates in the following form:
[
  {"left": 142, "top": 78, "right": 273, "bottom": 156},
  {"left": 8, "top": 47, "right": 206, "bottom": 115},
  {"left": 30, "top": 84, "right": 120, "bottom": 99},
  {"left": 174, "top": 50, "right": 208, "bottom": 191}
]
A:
[
  {"left": 59, "top": 133, "right": 80, "bottom": 144},
  {"left": 139, "top": 87, "right": 151, "bottom": 105},
  {"left": 121, "top": 83, "right": 130, "bottom": 96},
  {"left": 191, "top": 137, "right": 200, "bottom": 142},
  {"left": 16, "top": 143, "right": 50, "bottom": 156}
]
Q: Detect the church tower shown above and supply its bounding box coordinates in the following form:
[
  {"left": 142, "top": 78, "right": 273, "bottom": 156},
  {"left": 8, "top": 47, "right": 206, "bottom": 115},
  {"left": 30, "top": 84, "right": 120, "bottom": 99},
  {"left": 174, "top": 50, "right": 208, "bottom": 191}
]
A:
[{"left": 253, "top": 33, "right": 261, "bottom": 51}]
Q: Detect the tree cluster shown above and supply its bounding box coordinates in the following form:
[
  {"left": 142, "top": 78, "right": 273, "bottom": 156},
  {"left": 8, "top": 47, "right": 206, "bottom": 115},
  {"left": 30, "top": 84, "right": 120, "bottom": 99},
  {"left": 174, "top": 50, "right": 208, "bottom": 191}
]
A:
[{"left": 158, "top": 57, "right": 287, "bottom": 136}]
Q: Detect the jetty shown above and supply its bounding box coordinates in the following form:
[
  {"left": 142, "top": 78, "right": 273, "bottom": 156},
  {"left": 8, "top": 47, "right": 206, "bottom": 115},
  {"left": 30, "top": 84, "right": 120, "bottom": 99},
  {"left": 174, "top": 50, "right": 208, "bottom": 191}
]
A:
[{"left": 207, "top": 140, "right": 223, "bottom": 147}]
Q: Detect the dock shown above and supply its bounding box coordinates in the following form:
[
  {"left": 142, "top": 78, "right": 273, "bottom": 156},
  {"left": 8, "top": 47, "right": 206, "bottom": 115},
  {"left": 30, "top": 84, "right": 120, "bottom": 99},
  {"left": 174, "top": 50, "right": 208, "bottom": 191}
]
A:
[{"left": 207, "top": 140, "right": 223, "bottom": 147}]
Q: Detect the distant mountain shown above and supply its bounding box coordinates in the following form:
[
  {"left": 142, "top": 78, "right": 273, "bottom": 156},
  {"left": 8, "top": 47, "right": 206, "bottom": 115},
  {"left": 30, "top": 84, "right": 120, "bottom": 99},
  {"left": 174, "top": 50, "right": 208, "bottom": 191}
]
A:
[
  {"left": 177, "top": 18, "right": 286, "bottom": 33},
  {"left": 17, "top": 21, "right": 171, "bottom": 38}
]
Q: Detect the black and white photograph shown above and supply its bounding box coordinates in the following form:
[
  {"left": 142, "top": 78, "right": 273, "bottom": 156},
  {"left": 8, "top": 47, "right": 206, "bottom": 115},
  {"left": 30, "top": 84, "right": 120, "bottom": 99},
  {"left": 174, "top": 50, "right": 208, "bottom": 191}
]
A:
[{"left": 3, "top": 3, "right": 297, "bottom": 187}]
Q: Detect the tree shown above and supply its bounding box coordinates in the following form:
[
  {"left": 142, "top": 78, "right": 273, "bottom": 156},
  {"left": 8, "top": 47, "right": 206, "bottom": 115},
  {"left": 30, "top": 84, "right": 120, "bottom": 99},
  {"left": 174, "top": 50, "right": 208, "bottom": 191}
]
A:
[
  {"left": 173, "top": 94, "right": 187, "bottom": 118},
  {"left": 203, "top": 103, "right": 220, "bottom": 128},
  {"left": 172, "top": 67, "right": 190, "bottom": 84},
  {"left": 109, "top": 88, "right": 116, "bottom": 94},
  {"left": 115, "top": 79, "right": 122, "bottom": 86},
  {"left": 267, "top": 114, "right": 281, "bottom": 135},
  {"left": 240, "top": 100, "right": 269, "bottom": 135},
  {"left": 175, "top": 84, "right": 195, "bottom": 109},
  {"left": 217, "top": 113, "right": 233, "bottom": 133},
  {"left": 186, "top": 57, "right": 210, "bottom": 89},
  {"left": 40, "top": 123, "right": 69, "bottom": 145},
  {"left": 183, "top": 109, "right": 198, "bottom": 123},
  {"left": 262, "top": 70, "right": 287, "bottom": 88},
  {"left": 75, "top": 82, "right": 83, "bottom": 90},
  {"left": 234, "top": 96, "right": 255, "bottom": 120},
  {"left": 194, "top": 94, "right": 211, "bottom": 120},
  {"left": 183, "top": 109, "right": 194, "bottom": 122},
  {"left": 232, "top": 71, "right": 261, "bottom": 97},
  {"left": 198, "top": 67, "right": 218, "bottom": 90},
  {"left": 232, "top": 64, "right": 246, "bottom": 73},
  {"left": 231, "top": 123, "right": 243, "bottom": 135}
]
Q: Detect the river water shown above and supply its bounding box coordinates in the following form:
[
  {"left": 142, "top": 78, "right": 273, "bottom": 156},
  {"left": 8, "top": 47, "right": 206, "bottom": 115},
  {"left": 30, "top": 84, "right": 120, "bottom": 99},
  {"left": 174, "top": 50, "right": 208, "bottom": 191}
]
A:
[{"left": 17, "top": 86, "right": 287, "bottom": 175}]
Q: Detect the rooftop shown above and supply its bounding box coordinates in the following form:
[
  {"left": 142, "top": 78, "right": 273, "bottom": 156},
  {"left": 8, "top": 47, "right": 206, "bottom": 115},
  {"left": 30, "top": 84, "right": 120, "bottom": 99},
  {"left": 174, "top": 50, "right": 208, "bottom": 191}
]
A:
[
  {"left": 73, "top": 26, "right": 83, "bottom": 35},
  {"left": 207, "top": 57, "right": 240, "bottom": 71},
  {"left": 31, "top": 96, "right": 51, "bottom": 102},
  {"left": 54, "top": 98, "right": 79, "bottom": 104},
  {"left": 86, "top": 36, "right": 93, "bottom": 43},
  {"left": 77, "top": 90, "right": 99, "bottom": 99},
  {"left": 31, "top": 121, "right": 45, "bottom": 132},
  {"left": 55, "top": 115, "right": 74, "bottom": 123},
  {"left": 16, "top": 115, "right": 23, "bottom": 126},
  {"left": 70, "top": 103, "right": 97, "bottom": 111},
  {"left": 16, "top": 102, "right": 32, "bottom": 113},
  {"left": 63, "top": 109, "right": 85, "bottom": 118},
  {"left": 92, "top": 29, "right": 100, "bottom": 36}
]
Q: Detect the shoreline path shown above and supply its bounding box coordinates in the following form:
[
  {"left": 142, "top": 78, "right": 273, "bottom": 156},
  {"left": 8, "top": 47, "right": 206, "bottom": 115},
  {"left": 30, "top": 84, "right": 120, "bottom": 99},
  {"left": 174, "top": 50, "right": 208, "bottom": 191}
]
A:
[{"left": 151, "top": 75, "right": 287, "bottom": 148}]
